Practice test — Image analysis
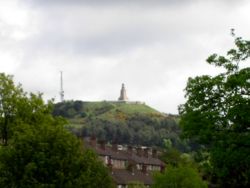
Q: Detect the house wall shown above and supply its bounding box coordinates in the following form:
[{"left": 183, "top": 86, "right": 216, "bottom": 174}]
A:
[
  {"left": 148, "top": 165, "right": 161, "bottom": 171},
  {"left": 112, "top": 159, "right": 127, "bottom": 169}
]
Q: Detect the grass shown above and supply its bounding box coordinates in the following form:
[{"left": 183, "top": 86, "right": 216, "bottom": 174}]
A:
[
  {"left": 83, "top": 101, "right": 159, "bottom": 114},
  {"left": 65, "top": 101, "right": 164, "bottom": 127}
]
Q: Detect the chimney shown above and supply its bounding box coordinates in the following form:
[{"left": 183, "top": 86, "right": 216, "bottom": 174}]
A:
[
  {"left": 152, "top": 149, "right": 157, "bottom": 158},
  {"left": 143, "top": 148, "right": 149, "bottom": 158},
  {"left": 112, "top": 144, "right": 118, "bottom": 152},
  {"left": 112, "top": 142, "right": 118, "bottom": 152},
  {"left": 127, "top": 161, "right": 136, "bottom": 175},
  {"left": 136, "top": 147, "right": 142, "bottom": 157},
  {"left": 107, "top": 156, "right": 113, "bottom": 172},
  {"left": 90, "top": 135, "right": 97, "bottom": 147},
  {"left": 142, "top": 164, "right": 148, "bottom": 174},
  {"left": 99, "top": 140, "right": 106, "bottom": 150},
  {"left": 127, "top": 145, "right": 133, "bottom": 155}
]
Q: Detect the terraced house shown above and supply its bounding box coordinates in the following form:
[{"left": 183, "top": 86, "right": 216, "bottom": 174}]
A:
[{"left": 84, "top": 137, "right": 165, "bottom": 188}]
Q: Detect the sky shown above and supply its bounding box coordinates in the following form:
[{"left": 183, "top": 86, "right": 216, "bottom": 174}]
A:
[{"left": 0, "top": 0, "right": 250, "bottom": 114}]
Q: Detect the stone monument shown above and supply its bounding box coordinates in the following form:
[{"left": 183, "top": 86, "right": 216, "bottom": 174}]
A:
[{"left": 118, "top": 83, "right": 129, "bottom": 101}]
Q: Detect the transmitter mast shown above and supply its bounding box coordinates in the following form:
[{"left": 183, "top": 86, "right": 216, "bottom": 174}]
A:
[{"left": 60, "top": 71, "right": 64, "bottom": 102}]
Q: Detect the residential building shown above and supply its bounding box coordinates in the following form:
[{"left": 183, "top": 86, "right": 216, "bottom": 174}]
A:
[{"left": 84, "top": 137, "right": 165, "bottom": 187}]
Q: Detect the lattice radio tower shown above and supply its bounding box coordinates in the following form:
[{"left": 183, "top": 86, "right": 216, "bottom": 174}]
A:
[{"left": 60, "top": 71, "right": 64, "bottom": 102}]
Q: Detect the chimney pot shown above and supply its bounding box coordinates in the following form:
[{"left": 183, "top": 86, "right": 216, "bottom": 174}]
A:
[
  {"left": 99, "top": 140, "right": 106, "bottom": 150},
  {"left": 142, "top": 164, "right": 148, "bottom": 174},
  {"left": 136, "top": 147, "right": 142, "bottom": 157},
  {"left": 127, "top": 161, "right": 136, "bottom": 175},
  {"left": 152, "top": 148, "right": 157, "bottom": 158},
  {"left": 112, "top": 143, "right": 118, "bottom": 152},
  {"left": 127, "top": 145, "right": 133, "bottom": 155},
  {"left": 107, "top": 156, "right": 113, "bottom": 171},
  {"left": 143, "top": 148, "right": 149, "bottom": 158}
]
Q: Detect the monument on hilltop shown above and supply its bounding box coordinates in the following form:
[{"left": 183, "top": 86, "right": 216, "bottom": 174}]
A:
[{"left": 118, "top": 83, "right": 129, "bottom": 101}]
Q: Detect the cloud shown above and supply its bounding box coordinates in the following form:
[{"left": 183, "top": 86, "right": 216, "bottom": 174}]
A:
[
  {"left": 21, "top": 0, "right": 248, "bottom": 57},
  {"left": 1, "top": 0, "right": 250, "bottom": 113},
  {"left": 26, "top": 0, "right": 193, "bottom": 8},
  {"left": 26, "top": 0, "right": 247, "bottom": 9}
]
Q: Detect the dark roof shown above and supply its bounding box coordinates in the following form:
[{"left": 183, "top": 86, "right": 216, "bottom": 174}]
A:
[
  {"left": 84, "top": 139, "right": 165, "bottom": 166},
  {"left": 95, "top": 146, "right": 129, "bottom": 160},
  {"left": 84, "top": 142, "right": 128, "bottom": 160},
  {"left": 128, "top": 153, "right": 165, "bottom": 166},
  {"left": 111, "top": 169, "right": 153, "bottom": 185}
]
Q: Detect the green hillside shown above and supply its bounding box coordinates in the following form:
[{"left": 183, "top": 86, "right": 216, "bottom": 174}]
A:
[
  {"left": 53, "top": 101, "right": 163, "bottom": 122},
  {"left": 52, "top": 100, "right": 185, "bottom": 149}
]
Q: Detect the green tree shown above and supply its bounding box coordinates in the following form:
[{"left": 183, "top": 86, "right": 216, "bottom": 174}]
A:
[
  {"left": 153, "top": 165, "right": 207, "bottom": 188},
  {"left": 0, "top": 73, "right": 24, "bottom": 145},
  {"left": 0, "top": 123, "right": 114, "bottom": 187},
  {"left": 0, "top": 73, "right": 114, "bottom": 188},
  {"left": 163, "top": 138, "right": 172, "bottom": 150},
  {"left": 127, "top": 181, "right": 146, "bottom": 188},
  {"left": 179, "top": 32, "right": 250, "bottom": 187},
  {"left": 161, "top": 148, "right": 182, "bottom": 167},
  {"left": 0, "top": 73, "right": 54, "bottom": 145}
]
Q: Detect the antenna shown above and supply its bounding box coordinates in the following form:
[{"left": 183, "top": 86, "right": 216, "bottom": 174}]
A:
[{"left": 60, "top": 71, "right": 64, "bottom": 102}]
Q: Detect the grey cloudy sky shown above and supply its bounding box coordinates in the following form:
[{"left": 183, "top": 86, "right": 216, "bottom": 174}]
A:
[{"left": 0, "top": 0, "right": 250, "bottom": 113}]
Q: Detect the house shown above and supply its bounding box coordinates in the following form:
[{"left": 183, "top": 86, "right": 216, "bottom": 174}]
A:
[{"left": 84, "top": 137, "right": 165, "bottom": 187}]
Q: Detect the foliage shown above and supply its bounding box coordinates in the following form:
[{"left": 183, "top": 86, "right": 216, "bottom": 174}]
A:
[
  {"left": 0, "top": 123, "right": 114, "bottom": 188},
  {"left": 0, "top": 73, "right": 114, "bottom": 188},
  {"left": 0, "top": 73, "right": 54, "bottom": 145},
  {"left": 53, "top": 101, "right": 160, "bottom": 119},
  {"left": 53, "top": 101, "right": 187, "bottom": 149},
  {"left": 192, "top": 150, "right": 212, "bottom": 181},
  {"left": 152, "top": 165, "right": 207, "bottom": 188},
  {"left": 179, "top": 33, "right": 250, "bottom": 187},
  {"left": 160, "top": 144, "right": 196, "bottom": 169},
  {"left": 159, "top": 141, "right": 207, "bottom": 188},
  {"left": 163, "top": 138, "right": 172, "bottom": 150},
  {"left": 0, "top": 73, "right": 24, "bottom": 145},
  {"left": 161, "top": 148, "right": 182, "bottom": 167},
  {"left": 127, "top": 181, "right": 146, "bottom": 188}
]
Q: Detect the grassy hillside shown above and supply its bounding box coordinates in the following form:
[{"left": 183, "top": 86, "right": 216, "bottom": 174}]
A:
[
  {"left": 53, "top": 100, "right": 163, "bottom": 123},
  {"left": 52, "top": 100, "right": 186, "bottom": 149}
]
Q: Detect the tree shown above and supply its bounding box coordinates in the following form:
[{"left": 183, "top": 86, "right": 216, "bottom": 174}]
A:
[
  {"left": 0, "top": 73, "right": 54, "bottom": 145},
  {"left": 158, "top": 138, "right": 207, "bottom": 188},
  {"left": 153, "top": 165, "right": 207, "bottom": 188},
  {"left": 179, "top": 32, "right": 250, "bottom": 187},
  {"left": 0, "top": 73, "right": 24, "bottom": 145},
  {"left": 127, "top": 181, "right": 146, "bottom": 188},
  {"left": 0, "top": 73, "right": 114, "bottom": 188},
  {"left": 0, "top": 123, "right": 114, "bottom": 187}
]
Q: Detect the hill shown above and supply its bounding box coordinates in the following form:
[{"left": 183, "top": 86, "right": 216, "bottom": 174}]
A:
[
  {"left": 52, "top": 100, "right": 186, "bottom": 149},
  {"left": 53, "top": 100, "right": 161, "bottom": 117}
]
